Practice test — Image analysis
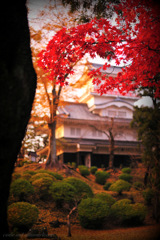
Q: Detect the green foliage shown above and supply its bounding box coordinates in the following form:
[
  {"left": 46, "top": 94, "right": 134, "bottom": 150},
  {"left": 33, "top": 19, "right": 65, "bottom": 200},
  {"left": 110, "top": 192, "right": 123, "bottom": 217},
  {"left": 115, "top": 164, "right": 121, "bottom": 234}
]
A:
[
  {"left": 8, "top": 202, "right": 39, "bottom": 232},
  {"left": 78, "top": 165, "right": 90, "bottom": 177},
  {"left": 30, "top": 173, "right": 55, "bottom": 183},
  {"left": 111, "top": 199, "right": 147, "bottom": 225},
  {"left": 32, "top": 177, "right": 53, "bottom": 200},
  {"left": 133, "top": 181, "right": 144, "bottom": 190},
  {"left": 103, "top": 182, "right": 112, "bottom": 191},
  {"left": 23, "top": 170, "right": 36, "bottom": 175},
  {"left": 119, "top": 173, "right": 133, "bottom": 183},
  {"left": 109, "top": 180, "right": 131, "bottom": 195},
  {"left": 78, "top": 198, "right": 110, "bottom": 229},
  {"left": 36, "top": 169, "right": 63, "bottom": 180},
  {"left": 65, "top": 177, "right": 93, "bottom": 200},
  {"left": 95, "top": 171, "right": 110, "bottom": 185},
  {"left": 21, "top": 173, "right": 32, "bottom": 181},
  {"left": 10, "top": 178, "right": 34, "bottom": 201},
  {"left": 122, "top": 167, "right": 131, "bottom": 174},
  {"left": 94, "top": 192, "right": 115, "bottom": 206},
  {"left": 90, "top": 166, "right": 98, "bottom": 175},
  {"left": 49, "top": 181, "right": 76, "bottom": 208},
  {"left": 12, "top": 173, "right": 21, "bottom": 182},
  {"left": 142, "top": 188, "right": 154, "bottom": 205}
]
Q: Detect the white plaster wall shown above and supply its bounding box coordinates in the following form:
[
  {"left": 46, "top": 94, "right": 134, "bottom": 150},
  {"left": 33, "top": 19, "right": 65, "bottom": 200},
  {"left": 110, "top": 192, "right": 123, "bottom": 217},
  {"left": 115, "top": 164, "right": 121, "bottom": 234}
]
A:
[{"left": 56, "top": 125, "right": 64, "bottom": 138}]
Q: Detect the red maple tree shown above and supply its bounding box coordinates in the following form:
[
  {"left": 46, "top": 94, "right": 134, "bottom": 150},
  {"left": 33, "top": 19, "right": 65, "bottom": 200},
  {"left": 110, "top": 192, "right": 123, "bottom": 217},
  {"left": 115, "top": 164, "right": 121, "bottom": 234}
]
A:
[
  {"left": 38, "top": 0, "right": 160, "bottom": 99},
  {"left": 37, "top": 0, "right": 160, "bottom": 167}
]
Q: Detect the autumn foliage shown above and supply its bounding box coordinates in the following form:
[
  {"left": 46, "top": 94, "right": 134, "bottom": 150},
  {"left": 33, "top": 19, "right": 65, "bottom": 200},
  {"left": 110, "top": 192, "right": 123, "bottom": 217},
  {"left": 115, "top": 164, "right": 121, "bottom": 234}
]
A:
[{"left": 38, "top": 0, "right": 160, "bottom": 98}]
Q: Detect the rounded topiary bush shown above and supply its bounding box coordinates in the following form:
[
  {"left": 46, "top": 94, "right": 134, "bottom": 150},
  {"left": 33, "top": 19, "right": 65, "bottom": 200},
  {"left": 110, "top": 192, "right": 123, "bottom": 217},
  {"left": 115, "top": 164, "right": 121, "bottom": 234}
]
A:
[
  {"left": 121, "top": 167, "right": 131, "bottom": 174},
  {"left": 111, "top": 199, "right": 146, "bottom": 226},
  {"left": 30, "top": 173, "right": 55, "bottom": 183},
  {"left": 78, "top": 165, "right": 90, "bottom": 177},
  {"left": 142, "top": 188, "right": 154, "bottom": 205},
  {"left": 95, "top": 192, "right": 115, "bottom": 206},
  {"left": 133, "top": 181, "right": 144, "bottom": 190},
  {"left": 21, "top": 173, "right": 32, "bottom": 181},
  {"left": 103, "top": 182, "right": 112, "bottom": 191},
  {"left": 12, "top": 173, "right": 21, "bottom": 182},
  {"left": 8, "top": 202, "right": 39, "bottom": 232},
  {"left": 65, "top": 177, "right": 93, "bottom": 200},
  {"left": 109, "top": 180, "right": 131, "bottom": 195},
  {"left": 32, "top": 177, "right": 53, "bottom": 200},
  {"left": 36, "top": 170, "right": 63, "bottom": 180},
  {"left": 49, "top": 181, "right": 76, "bottom": 208},
  {"left": 78, "top": 198, "right": 110, "bottom": 229},
  {"left": 10, "top": 178, "right": 34, "bottom": 201},
  {"left": 95, "top": 171, "right": 110, "bottom": 185},
  {"left": 23, "top": 170, "right": 36, "bottom": 175},
  {"left": 119, "top": 173, "right": 133, "bottom": 183},
  {"left": 90, "top": 166, "right": 98, "bottom": 175}
]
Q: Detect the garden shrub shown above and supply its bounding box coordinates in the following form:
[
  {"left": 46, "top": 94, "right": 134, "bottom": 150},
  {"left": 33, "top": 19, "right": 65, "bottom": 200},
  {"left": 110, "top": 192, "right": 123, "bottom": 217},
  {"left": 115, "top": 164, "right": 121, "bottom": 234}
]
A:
[
  {"left": 49, "top": 181, "right": 76, "bottom": 208},
  {"left": 103, "top": 182, "right": 112, "bottom": 191},
  {"left": 90, "top": 166, "right": 98, "bottom": 175},
  {"left": 121, "top": 167, "right": 131, "bottom": 174},
  {"left": 109, "top": 180, "right": 131, "bottom": 195},
  {"left": 94, "top": 192, "right": 115, "bottom": 206},
  {"left": 95, "top": 171, "right": 110, "bottom": 185},
  {"left": 111, "top": 199, "right": 146, "bottom": 225},
  {"left": 30, "top": 173, "right": 55, "bottom": 183},
  {"left": 23, "top": 170, "right": 36, "bottom": 175},
  {"left": 32, "top": 177, "right": 53, "bottom": 200},
  {"left": 65, "top": 177, "right": 93, "bottom": 200},
  {"left": 12, "top": 173, "right": 21, "bottom": 181},
  {"left": 119, "top": 173, "right": 133, "bottom": 183},
  {"left": 142, "top": 188, "right": 154, "bottom": 205},
  {"left": 8, "top": 202, "right": 39, "bottom": 232},
  {"left": 10, "top": 178, "right": 34, "bottom": 201},
  {"left": 71, "top": 162, "right": 76, "bottom": 169},
  {"left": 78, "top": 165, "right": 90, "bottom": 177},
  {"left": 36, "top": 170, "right": 63, "bottom": 180},
  {"left": 133, "top": 181, "right": 144, "bottom": 190},
  {"left": 78, "top": 198, "right": 110, "bottom": 229},
  {"left": 21, "top": 173, "right": 32, "bottom": 181}
]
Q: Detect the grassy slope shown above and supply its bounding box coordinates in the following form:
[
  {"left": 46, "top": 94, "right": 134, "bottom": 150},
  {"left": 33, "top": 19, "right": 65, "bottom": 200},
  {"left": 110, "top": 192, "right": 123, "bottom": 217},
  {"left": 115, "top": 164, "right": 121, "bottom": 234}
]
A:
[{"left": 13, "top": 163, "right": 160, "bottom": 240}]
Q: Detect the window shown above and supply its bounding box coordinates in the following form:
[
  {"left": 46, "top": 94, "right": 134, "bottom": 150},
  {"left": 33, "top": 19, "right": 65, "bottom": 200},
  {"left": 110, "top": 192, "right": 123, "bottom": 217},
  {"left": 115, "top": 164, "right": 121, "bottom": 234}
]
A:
[
  {"left": 108, "top": 110, "right": 116, "bottom": 117},
  {"left": 70, "top": 128, "right": 75, "bottom": 135},
  {"left": 118, "top": 111, "right": 126, "bottom": 118},
  {"left": 70, "top": 127, "right": 81, "bottom": 136}
]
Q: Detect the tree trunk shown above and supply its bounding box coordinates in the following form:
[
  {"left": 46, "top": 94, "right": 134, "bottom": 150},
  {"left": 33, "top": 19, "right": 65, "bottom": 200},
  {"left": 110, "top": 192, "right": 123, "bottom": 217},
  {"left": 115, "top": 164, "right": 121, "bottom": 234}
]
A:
[
  {"left": 67, "top": 206, "right": 77, "bottom": 237},
  {"left": 0, "top": 1, "right": 36, "bottom": 237},
  {"left": 45, "top": 121, "right": 59, "bottom": 168},
  {"left": 108, "top": 129, "right": 115, "bottom": 169}
]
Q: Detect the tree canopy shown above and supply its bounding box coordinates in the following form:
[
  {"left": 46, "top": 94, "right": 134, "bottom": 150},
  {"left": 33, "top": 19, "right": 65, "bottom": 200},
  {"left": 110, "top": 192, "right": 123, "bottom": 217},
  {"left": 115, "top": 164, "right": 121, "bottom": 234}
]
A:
[{"left": 38, "top": 0, "right": 160, "bottom": 99}]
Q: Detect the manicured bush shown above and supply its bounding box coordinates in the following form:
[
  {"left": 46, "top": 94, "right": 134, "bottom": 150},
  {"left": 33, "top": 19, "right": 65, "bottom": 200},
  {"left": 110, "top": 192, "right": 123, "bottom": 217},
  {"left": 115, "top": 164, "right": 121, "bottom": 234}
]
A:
[
  {"left": 49, "top": 181, "right": 76, "bottom": 208},
  {"left": 65, "top": 177, "right": 93, "bottom": 200},
  {"left": 90, "top": 166, "right": 98, "bottom": 175},
  {"left": 111, "top": 199, "right": 146, "bottom": 225},
  {"left": 32, "top": 177, "right": 53, "bottom": 200},
  {"left": 10, "top": 178, "right": 34, "bottom": 201},
  {"left": 119, "top": 173, "right": 133, "bottom": 183},
  {"left": 8, "top": 202, "right": 39, "bottom": 232},
  {"left": 95, "top": 171, "right": 110, "bottom": 185},
  {"left": 142, "top": 188, "right": 154, "bottom": 205},
  {"left": 78, "top": 165, "right": 90, "bottom": 177},
  {"left": 78, "top": 198, "right": 110, "bottom": 229},
  {"left": 12, "top": 173, "right": 21, "bottom": 181},
  {"left": 36, "top": 170, "right": 63, "bottom": 180},
  {"left": 109, "top": 180, "right": 131, "bottom": 195},
  {"left": 103, "top": 182, "right": 112, "bottom": 191},
  {"left": 95, "top": 192, "right": 115, "bottom": 206},
  {"left": 71, "top": 162, "right": 76, "bottom": 169},
  {"left": 23, "top": 170, "right": 36, "bottom": 175},
  {"left": 30, "top": 173, "right": 55, "bottom": 183},
  {"left": 133, "top": 181, "right": 144, "bottom": 190},
  {"left": 122, "top": 167, "right": 131, "bottom": 174},
  {"left": 21, "top": 173, "right": 32, "bottom": 181}
]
